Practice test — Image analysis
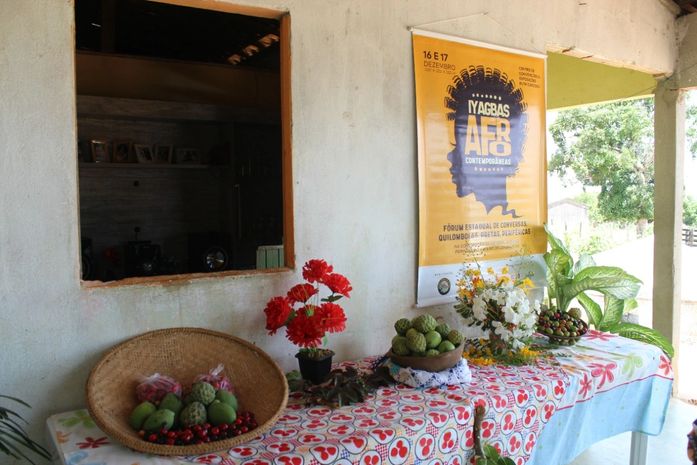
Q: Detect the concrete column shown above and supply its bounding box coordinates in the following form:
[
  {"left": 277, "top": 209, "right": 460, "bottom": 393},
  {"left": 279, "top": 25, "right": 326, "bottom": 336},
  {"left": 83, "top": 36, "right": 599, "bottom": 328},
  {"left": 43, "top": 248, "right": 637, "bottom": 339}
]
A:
[{"left": 652, "top": 79, "right": 684, "bottom": 364}]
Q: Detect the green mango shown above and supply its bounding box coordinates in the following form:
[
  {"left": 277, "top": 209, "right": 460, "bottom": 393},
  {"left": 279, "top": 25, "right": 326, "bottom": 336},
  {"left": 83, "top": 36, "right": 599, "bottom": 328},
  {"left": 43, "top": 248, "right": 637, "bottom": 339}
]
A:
[
  {"left": 158, "top": 393, "right": 183, "bottom": 416},
  {"left": 142, "top": 409, "right": 175, "bottom": 433},
  {"left": 215, "top": 390, "right": 238, "bottom": 411},
  {"left": 129, "top": 401, "right": 156, "bottom": 430},
  {"left": 207, "top": 402, "right": 236, "bottom": 426}
]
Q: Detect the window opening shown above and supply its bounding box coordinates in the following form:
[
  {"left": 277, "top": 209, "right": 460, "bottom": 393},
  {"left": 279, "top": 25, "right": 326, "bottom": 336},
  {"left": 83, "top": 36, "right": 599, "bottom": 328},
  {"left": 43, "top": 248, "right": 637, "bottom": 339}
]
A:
[{"left": 74, "top": 0, "right": 291, "bottom": 284}]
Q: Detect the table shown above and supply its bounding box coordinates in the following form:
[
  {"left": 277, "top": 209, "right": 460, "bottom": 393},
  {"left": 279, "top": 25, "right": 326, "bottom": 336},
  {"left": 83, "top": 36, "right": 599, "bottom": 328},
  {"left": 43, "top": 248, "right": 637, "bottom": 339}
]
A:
[{"left": 47, "top": 331, "right": 673, "bottom": 465}]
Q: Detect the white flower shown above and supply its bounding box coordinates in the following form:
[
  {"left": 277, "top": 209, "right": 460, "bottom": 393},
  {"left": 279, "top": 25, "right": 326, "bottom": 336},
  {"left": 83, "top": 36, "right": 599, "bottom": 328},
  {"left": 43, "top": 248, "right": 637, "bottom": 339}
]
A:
[{"left": 472, "top": 296, "right": 487, "bottom": 321}]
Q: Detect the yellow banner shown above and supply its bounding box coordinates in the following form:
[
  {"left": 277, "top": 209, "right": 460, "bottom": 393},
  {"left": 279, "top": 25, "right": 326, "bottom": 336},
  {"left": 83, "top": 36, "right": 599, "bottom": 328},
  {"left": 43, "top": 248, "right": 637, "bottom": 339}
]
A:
[{"left": 414, "top": 31, "right": 547, "bottom": 306}]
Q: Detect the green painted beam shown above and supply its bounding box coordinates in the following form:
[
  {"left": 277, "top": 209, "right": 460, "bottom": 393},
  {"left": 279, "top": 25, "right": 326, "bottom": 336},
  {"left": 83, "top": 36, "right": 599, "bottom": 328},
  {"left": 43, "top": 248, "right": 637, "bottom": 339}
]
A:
[{"left": 547, "top": 52, "right": 657, "bottom": 110}]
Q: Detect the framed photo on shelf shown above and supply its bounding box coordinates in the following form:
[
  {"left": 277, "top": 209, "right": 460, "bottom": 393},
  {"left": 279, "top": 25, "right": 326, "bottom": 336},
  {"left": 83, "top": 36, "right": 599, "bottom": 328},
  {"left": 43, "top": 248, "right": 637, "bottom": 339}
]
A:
[
  {"left": 113, "top": 141, "right": 132, "bottom": 163},
  {"left": 154, "top": 145, "right": 173, "bottom": 164},
  {"left": 175, "top": 148, "right": 200, "bottom": 165},
  {"left": 134, "top": 144, "right": 154, "bottom": 164},
  {"left": 91, "top": 140, "right": 110, "bottom": 163}
]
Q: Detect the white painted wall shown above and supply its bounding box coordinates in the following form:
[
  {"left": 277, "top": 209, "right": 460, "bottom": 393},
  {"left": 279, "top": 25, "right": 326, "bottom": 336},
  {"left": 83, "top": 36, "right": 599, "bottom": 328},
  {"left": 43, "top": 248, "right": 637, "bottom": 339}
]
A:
[{"left": 0, "top": 0, "right": 680, "bottom": 450}]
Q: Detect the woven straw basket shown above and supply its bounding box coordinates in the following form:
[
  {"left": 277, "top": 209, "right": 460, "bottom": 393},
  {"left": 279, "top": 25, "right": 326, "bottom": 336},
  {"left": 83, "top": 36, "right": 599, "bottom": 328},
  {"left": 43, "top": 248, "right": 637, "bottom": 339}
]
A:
[{"left": 86, "top": 327, "right": 288, "bottom": 456}]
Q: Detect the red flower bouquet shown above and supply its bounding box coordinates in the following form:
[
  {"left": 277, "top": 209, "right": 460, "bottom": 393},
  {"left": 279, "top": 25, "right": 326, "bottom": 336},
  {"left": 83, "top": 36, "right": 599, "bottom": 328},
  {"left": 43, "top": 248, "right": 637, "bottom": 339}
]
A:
[{"left": 263, "top": 259, "right": 352, "bottom": 353}]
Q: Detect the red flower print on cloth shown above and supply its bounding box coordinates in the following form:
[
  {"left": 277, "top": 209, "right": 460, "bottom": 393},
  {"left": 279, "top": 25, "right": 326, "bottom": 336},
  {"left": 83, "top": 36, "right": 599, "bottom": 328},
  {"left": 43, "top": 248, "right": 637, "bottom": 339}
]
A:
[
  {"left": 578, "top": 373, "right": 593, "bottom": 399},
  {"left": 524, "top": 432, "right": 537, "bottom": 454},
  {"left": 492, "top": 394, "right": 508, "bottom": 410},
  {"left": 76, "top": 436, "right": 109, "bottom": 449},
  {"left": 388, "top": 437, "right": 410, "bottom": 464},
  {"left": 480, "top": 420, "right": 495, "bottom": 439},
  {"left": 463, "top": 429, "right": 474, "bottom": 448},
  {"left": 589, "top": 361, "right": 618, "bottom": 389},
  {"left": 585, "top": 329, "right": 615, "bottom": 341},
  {"left": 658, "top": 355, "right": 673, "bottom": 377},
  {"left": 522, "top": 407, "right": 537, "bottom": 427},
  {"left": 195, "top": 455, "right": 222, "bottom": 464},
  {"left": 542, "top": 402, "right": 556, "bottom": 422},
  {"left": 507, "top": 433, "right": 522, "bottom": 455},
  {"left": 415, "top": 434, "right": 435, "bottom": 460}
]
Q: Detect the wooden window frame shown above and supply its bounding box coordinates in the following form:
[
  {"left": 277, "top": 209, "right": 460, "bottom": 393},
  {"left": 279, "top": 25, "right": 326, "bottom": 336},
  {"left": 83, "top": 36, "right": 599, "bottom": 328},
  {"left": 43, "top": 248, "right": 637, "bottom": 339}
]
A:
[{"left": 79, "top": 1, "right": 294, "bottom": 288}]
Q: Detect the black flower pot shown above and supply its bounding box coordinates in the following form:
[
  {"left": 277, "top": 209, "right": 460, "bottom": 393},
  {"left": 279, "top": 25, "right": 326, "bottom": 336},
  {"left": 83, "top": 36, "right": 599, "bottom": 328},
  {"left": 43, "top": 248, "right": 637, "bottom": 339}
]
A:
[{"left": 296, "top": 350, "right": 334, "bottom": 384}]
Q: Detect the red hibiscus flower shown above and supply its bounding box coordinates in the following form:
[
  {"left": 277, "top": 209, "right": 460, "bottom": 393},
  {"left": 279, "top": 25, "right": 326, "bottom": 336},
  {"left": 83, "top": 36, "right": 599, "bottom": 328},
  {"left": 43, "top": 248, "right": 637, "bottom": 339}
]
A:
[
  {"left": 286, "top": 310, "right": 324, "bottom": 347},
  {"left": 323, "top": 273, "right": 352, "bottom": 297},
  {"left": 316, "top": 302, "right": 347, "bottom": 333},
  {"left": 287, "top": 283, "right": 318, "bottom": 303},
  {"left": 302, "top": 259, "right": 333, "bottom": 283},
  {"left": 264, "top": 296, "right": 293, "bottom": 335}
]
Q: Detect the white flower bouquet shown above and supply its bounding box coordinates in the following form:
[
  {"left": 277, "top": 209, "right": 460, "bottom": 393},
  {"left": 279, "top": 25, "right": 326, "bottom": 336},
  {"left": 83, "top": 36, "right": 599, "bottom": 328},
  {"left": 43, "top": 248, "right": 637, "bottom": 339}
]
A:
[{"left": 455, "top": 265, "right": 539, "bottom": 351}]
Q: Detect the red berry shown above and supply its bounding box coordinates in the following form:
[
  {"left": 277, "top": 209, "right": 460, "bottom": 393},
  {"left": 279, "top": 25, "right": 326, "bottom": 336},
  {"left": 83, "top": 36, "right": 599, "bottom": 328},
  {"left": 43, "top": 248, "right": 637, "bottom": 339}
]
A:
[
  {"left": 219, "top": 423, "right": 229, "bottom": 431},
  {"left": 235, "top": 419, "right": 243, "bottom": 425},
  {"left": 204, "top": 436, "right": 211, "bottom": 443},
  {"left": 167, "top": 431, "right": 177, "bottom": 439},
  {"left": 193, "top": 425, "right": 202, "bottom": 432},
  {"left": 148, "top": 434, "right": 158, "bottom": 442},
  {"left": 211, "top": 427, "right": 220, "bottom": 436},
  {"left": 204, "top": 423, "right": 211, "bottom": 429},
  {"left": 241, "top": 426, "right": 248, "bottom": 433},
  {"left": 166, "top": 438, "right": 175, "bottom": 445}
]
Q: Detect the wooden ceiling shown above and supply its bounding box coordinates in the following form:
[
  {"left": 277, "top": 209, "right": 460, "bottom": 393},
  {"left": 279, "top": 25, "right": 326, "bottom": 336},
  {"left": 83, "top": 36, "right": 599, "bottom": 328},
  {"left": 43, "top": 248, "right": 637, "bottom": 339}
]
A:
[{"left": 674, "top": 0, "right": 697, "bottom": 15}]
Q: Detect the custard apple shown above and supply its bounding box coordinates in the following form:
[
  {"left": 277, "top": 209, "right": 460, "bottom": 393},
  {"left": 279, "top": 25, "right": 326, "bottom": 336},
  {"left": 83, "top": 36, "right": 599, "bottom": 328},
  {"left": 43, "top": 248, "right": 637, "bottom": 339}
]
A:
[
  {"left": 412, "top": 314, "right": 437, "bottom": 333},
  {"left": 447, "top": 329, "right": 464, "bottom": 346},
  {"left": 392, "top": 337, "right": 410, "bottom": 356},
  {"left": 406, "top": 331, "right": 427, "bottom": 353},
  {"left": 405, "top": 328, "right": 419, "bottom": 340},
  {"left": 394, "top": 318, "right": 412, "bottom": 336},
  {"left": 190, "top": 382, "right": 215, "bottom": 405},
  {"left": 179, "top": 401, "right": 207, "bottom": 427},
  {"left": 435, "top": 323, "right": 451, "bottom": 338}
]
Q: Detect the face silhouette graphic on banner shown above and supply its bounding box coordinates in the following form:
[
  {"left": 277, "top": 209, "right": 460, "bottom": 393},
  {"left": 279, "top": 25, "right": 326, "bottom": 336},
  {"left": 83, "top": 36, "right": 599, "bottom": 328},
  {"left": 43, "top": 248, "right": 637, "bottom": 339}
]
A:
[{"left": 445, "top": 66, "right": 527, "bottom": 217}]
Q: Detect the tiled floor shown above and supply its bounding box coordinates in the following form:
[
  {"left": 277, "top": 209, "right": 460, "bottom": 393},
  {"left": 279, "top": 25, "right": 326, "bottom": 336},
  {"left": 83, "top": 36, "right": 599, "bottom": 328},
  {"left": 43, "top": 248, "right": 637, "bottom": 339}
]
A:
[{"left": 569, "top": 398, "right": 696, "bottom": 465}]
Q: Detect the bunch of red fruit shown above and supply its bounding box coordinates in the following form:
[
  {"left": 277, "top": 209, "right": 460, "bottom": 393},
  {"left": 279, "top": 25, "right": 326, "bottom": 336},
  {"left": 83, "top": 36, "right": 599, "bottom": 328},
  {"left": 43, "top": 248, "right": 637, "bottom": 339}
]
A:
[{"left": 137, "top": 411, "right": 258, "bottom": 445}]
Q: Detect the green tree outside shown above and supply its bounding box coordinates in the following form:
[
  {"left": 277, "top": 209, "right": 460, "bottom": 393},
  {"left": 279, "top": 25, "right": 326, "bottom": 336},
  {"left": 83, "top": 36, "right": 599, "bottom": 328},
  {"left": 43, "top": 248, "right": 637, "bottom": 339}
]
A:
[{"left": 550, "top": 97, "right": 697, "bottom": 233}]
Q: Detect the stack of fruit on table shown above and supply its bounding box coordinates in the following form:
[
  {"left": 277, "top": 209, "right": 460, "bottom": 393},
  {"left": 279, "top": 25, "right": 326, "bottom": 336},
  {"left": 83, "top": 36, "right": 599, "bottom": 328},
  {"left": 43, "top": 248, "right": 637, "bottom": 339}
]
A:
[
  {"left": 129, "top": 376, "right": 257, "bottom": 446},
  {"left": 391, "top": 314, "right": 464, "bottom": 357},
  {"left": 536, "top": 307, "right": 588, "bottom": 345}
]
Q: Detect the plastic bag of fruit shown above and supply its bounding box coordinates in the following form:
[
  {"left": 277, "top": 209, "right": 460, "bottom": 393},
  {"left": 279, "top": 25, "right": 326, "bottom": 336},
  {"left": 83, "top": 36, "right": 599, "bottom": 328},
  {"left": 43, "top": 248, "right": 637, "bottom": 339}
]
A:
[
  {"left": 193, "top": 364, "right": 233, "bottom": 392},
  {"left": 135, "top": 373, "right": 182, "bottom": 403}
]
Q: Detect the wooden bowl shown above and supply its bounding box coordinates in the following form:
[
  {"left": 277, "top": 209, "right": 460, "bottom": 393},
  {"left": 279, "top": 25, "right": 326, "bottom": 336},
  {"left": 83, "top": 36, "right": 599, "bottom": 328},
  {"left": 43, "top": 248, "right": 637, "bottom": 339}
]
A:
[
  {"left": 86, "top": 327, "right": 288, "bottom": 456},
  {"left": 387, "top": 343, "right": 465, "bottom": 372}
]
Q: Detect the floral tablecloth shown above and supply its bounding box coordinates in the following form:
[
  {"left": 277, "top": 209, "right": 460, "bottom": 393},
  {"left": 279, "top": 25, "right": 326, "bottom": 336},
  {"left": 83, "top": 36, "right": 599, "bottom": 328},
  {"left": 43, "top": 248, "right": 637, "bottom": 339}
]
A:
[{"left": 47, "top": 331, "right": 672, "bottom": 465}]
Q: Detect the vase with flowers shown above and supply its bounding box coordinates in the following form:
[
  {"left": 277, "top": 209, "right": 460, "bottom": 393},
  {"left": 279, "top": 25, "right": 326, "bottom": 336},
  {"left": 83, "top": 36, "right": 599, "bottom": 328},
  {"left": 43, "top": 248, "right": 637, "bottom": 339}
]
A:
[
  {"left": 263, "top": 259, "right": 352, "bottom": 384},
  {"left": 454, "top": 265, "right": 539, "bottom": 353}
]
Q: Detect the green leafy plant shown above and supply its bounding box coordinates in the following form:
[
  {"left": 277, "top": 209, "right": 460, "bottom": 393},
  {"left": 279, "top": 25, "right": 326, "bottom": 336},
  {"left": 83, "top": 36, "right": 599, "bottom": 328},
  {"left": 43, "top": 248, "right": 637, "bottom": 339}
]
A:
[
  {"left": 0, "top": 395, "right": 51, "bottom": 464},
  {"left": 544, "top": 225, "right": 674, "bottom": 357}
]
